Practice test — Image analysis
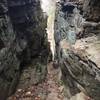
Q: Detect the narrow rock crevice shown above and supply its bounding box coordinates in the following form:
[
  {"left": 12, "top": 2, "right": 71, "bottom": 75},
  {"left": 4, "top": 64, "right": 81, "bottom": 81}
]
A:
[{"left": 0, "top": 0, "right": 100, "bottom": 100}]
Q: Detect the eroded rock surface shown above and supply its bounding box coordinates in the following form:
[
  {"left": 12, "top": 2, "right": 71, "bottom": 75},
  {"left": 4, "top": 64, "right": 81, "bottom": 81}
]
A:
[
  {"left": 54, "top": 0, "right": 100, "bottom": 100},
  {"left": 83, "top": 0, "right": 100, "bottom": 22},
  {"left": 0, "top": 0, "right": 49, "bottom": 99}
]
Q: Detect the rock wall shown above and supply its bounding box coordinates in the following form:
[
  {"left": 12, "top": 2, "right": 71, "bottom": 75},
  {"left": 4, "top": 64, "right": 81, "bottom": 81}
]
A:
[
  {"left": 54, "top": 0, "right": 83, "bottom": 60},
  {"left": 54, "top": 0, "right": 100, "bottom": 100},
  {"left": 0, "top": 0, "right": 49, "bottom": 100},
  {"left": 83, "top": 0, "right": 100, "bottom": 22},
  {"left": 82, "top": 0, "right": 100, "bottom": 37}
]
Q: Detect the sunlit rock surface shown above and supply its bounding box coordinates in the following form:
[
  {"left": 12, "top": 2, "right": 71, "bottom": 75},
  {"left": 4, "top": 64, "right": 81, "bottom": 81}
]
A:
[{"left": 41, "top": 0, "right": 60, "bottom": 60}]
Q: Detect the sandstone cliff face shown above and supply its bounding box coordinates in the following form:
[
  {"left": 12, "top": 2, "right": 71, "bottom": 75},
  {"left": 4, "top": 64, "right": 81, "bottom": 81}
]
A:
[{"left": 0, "top": 0, "right": 49, "bottom": 100}]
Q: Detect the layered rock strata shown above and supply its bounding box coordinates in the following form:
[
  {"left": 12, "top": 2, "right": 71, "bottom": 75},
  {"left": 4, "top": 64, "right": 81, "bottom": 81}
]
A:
[{"left": 54, "top": 0, "right": 100, "bottom": 100}]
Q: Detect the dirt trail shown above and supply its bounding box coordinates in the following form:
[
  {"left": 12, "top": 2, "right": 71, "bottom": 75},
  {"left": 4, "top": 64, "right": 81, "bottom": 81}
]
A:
[
  {"left": 8, "top": 63, "right": 64, "bottom": 100},
  {"left": 46, "top": 63, "right": 64, "bottom": 100}
]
